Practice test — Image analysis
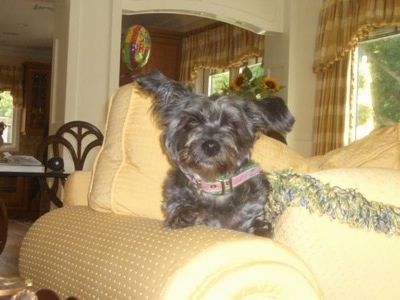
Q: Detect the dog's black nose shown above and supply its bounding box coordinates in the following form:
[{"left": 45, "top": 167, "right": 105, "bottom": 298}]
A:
[{"left": 202, "top": 140, "right": 220, "bottom": 156}]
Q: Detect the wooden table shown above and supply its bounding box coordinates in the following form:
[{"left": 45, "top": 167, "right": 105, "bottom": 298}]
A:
[
  {"left": 0, "top": 171, "right": 69, "bottom": 253},
  {"left": 0, "top": 171, "right": 70, "bottom": 217}
]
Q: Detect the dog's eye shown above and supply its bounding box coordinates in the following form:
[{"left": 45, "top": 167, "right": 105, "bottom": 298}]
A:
[
  {"left": 226, "top": 120, "right": 240, "bottom": 131},
  {"left": 184, "top": 118, "right": 199, "bottom": 129}
]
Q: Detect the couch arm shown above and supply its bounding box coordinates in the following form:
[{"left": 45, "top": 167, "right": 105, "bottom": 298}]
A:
[
  {"left": 19, "top": 206, "right": 322, "bottom": 299},
  {"left": 273, "top": 168, "right": 400, "bottom": 300},
  {"left": 63, "top": 171, "right": 92, "bottom": 206}
]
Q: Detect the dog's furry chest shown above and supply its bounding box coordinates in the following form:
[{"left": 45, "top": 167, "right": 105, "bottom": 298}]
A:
[
  {"left": 162, "top": 167, "right": 270, "bottom": 233},
  {"left": 198, "top": 192, "right": 235, "bottom": 208}
]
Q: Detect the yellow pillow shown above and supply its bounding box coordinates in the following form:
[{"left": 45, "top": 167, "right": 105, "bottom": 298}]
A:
[
  {"left": 308, "top": 123, "right": 400, "bottom": 170},
  {"left": 252, "top": 135, "right": 315, "bottom": 174},
  {"left": 88, "top": 83, "right": 169, "bottom": 220}
]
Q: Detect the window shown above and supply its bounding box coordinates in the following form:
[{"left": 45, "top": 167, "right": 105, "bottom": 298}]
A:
[
  {"left": 196, "top": 58, "right": 263, "bottom": 96},
  {"left": 208, "top": 70, "right": 230, "bottom": 96},
  {"left": 0, "top": 91, "right": 20, "bottom": 151},
  {"left": 351, "top": 29, "right": 400, "bottom": 142}
]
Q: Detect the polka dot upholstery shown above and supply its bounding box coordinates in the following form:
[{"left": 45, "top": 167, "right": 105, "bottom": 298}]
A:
[
  {"left": 274, "top": 168, "right": 400, "bottom": 300},
  {"left": 19, "top": 206, "right": 322, "bottom": 299}
]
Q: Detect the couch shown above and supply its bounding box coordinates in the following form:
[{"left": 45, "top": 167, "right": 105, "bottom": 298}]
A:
[{"left": 18, "top": 83, "right": 400, "bottom": 299}]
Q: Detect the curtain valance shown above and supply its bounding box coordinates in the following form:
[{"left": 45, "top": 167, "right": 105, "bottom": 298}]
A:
[
  {"left": 313, "top": 0, "right": 400, "bottom": 74},
  {"left": 0, "top": 65, "right": 23, "bottom": 107},
  {"left": 180, "top": 22, "right": 264, "bottom": 85}
]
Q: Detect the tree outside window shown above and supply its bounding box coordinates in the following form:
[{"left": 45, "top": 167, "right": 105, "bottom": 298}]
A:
[
  {"left": 353, "top": 33, "right": 400, "bottom": 140},
  {"left": 0, "top": 91, "right": 15, "bottom": 144}
]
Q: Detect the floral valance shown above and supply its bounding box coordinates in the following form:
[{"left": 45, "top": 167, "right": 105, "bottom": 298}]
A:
[
  {"left": 180, "top": 22, "right": 265, "bottom": 85},
  {"left": 0, "top": 65, "right": 23, "bottom": 107},
  {"left": 313, "top": 0, "right": 400, "bottom": 74}
]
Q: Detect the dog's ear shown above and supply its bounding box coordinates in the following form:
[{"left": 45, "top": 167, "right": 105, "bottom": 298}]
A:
[
  {"left": 245, "top": 96, "right": 295, "bottom": 134},
  {"left": 134, "top": 70, "right": 193, "bottom": 125},
  {"left": 134, "top": 70, "right": 192, "bottom": 100}
]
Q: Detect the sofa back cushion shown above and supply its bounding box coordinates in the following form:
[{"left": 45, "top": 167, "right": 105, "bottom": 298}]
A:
[
  {"left": 307, "top": 123, "right": 400, "bottom": 170},
  {"left": 88, "top": 83, "right": 169, "bottom": 219}
]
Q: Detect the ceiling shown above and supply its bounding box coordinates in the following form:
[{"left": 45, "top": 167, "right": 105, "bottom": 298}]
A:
[
  {"left": 0, "top": 0, "right": 216, "bottom": 56},
  {"left": 0, "top": 0, "right": 55, "bottom": 53}
]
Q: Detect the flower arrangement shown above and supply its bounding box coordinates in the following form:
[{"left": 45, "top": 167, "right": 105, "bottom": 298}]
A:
[{"left": 222, "top": 66, "right": 283, "bottom": 99}]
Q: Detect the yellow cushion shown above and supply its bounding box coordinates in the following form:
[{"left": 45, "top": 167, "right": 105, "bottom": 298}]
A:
[
  {"left": 252, "top": 135, "right": 316, "bottom": 173},
  {"left": 88, "top": 83, "right": 169, "bottom": 220},
  {"left": 308, "top": 123, "right": 400, "bottom": 170},
  {"left": 64, "top": 171, "right": 92, "bottom": 206}
]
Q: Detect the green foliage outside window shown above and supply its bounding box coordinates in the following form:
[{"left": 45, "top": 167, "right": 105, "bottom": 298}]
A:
[
  {"left": 247, "top": 64, "right": 264, "bottom": 79},
  {"left": 357, "top": 104, "right": 372, "bottom": 125},
  {"left": 209, "top": 63, "right": 264, "bottom": 96},
  {"left": 0, "top": 91, "right": 13, "bottom": 119},
  {"left": 359, "top": 35, "right": 400, "bottom": 128},
  {"left": 210, "top": 71, "right": 229, "bottom": 95}
]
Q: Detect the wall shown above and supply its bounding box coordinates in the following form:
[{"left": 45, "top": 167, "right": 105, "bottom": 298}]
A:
[
  {"left": 52, "top": 0, "right": 122, "bottom": 134},
  {"left": 265, "top": 0, "right": 321, "bottom": 157}
]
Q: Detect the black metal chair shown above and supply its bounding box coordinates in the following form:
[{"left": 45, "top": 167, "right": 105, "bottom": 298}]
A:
[{"left": 36, "top": 121, "right": 104, "bottom": 212}]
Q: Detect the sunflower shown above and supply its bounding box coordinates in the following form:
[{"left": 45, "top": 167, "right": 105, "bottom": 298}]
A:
[
  {"left": 261, "top": 76, "right": 280, "bottom": 93},
  {"left": 231, "top": 73, "right": 248, "bottom": 91}
]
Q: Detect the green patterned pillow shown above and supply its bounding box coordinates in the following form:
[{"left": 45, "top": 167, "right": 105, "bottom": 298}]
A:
[{"left": 266, "top": 169, "right": 400, "bottom": 236}]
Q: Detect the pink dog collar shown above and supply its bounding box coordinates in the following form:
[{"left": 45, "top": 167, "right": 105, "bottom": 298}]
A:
[{"left": 185, "top": 164, "right": 262, "bottom": 195}]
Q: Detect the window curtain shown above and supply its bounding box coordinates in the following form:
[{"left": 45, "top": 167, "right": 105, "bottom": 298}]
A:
[
  {"left": 312, "top": 0, "right": 400, "bottom": 155},
  {"left": 0, "top": 65, "right": 23, "bottom": 108},
  {"left": 180, "top": 22, "right": 264, "bottom": 86}
]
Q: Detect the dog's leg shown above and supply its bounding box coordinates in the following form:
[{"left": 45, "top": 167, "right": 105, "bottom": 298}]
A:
[
  {"left": 250, "top": 218, "right": 274, "bottom": 238},
  {"left": 164, "top": 202, "right": 202, "bottom": 229},
  {"left": 162, "top": 169, "right": 207, "bottom": 229}
]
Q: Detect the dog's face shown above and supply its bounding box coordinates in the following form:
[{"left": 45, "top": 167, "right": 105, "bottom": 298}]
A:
[
  {"left": 162, "top": 95, "right": 265, "bottom": 180},
  {"left": 135, "top": 70, "right": 295, "bottom": 180}
]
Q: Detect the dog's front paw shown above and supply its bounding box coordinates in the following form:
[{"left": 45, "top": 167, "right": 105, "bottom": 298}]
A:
[
  {"left": 250, "top": 219, "right": 274, "bottom": 238},
  {"left": 165, "top": 204, "right": 201, "bottom": 229}
]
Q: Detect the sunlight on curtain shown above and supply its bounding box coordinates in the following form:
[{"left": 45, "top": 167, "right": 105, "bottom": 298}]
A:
[
  {"left": 0, "top": 65, "right": 23, "bottom": 108},
  {"left": 312, "top": 0, "right": 400, "bottom": 155},
  {"left": 180, "top": 22, "right": 264, "bottom": 86},
  {"left": 313, "top": 58, "right": 351, "bottom": 154}
]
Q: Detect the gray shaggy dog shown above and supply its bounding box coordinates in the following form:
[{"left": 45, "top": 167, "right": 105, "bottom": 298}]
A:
[{"left": 135, "top": 70, "right": 294, "bottom": 237}]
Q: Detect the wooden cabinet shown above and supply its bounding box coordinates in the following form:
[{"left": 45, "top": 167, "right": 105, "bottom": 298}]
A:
[
  {"left": 0, "top": 177, "right": 38, "bottom": 219},
  {"left": 21, "top": 62, "right": 51, "bottom": 136},
  {"left": 120, "top": 28, "right": 183, "bottom": 86}
]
